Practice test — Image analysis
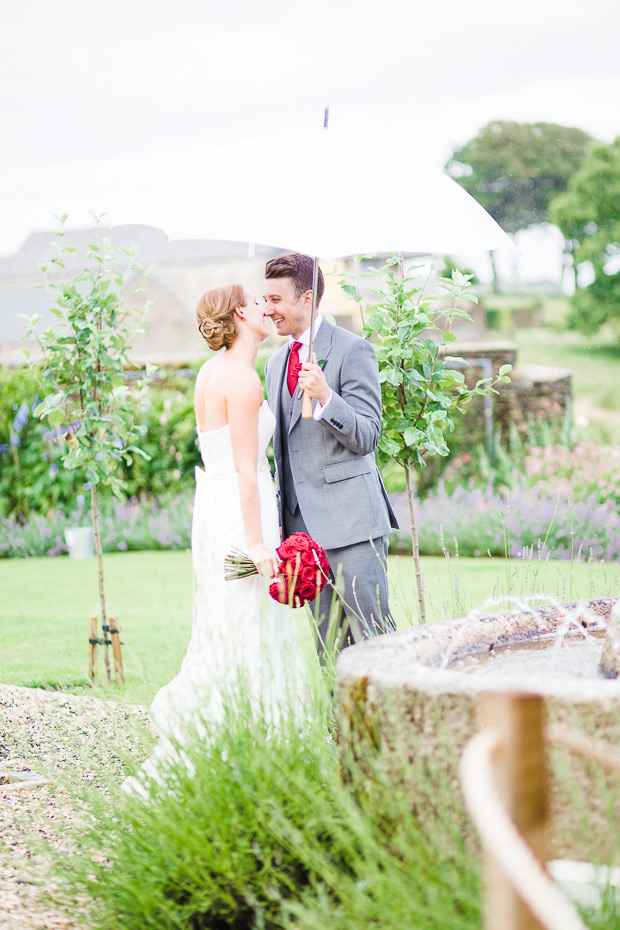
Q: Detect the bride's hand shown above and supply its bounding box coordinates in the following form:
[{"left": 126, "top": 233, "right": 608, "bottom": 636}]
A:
[{"left": 250, "top": 546, "right": 280, "bottom": 579}]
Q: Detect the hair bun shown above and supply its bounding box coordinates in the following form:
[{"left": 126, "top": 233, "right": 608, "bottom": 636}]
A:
[{"left": 195, "top": 284, "right": 245, "bottom": 351}]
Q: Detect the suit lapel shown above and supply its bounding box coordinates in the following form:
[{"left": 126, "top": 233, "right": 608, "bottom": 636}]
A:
[{"left": 288, "top": 320, "right": 335, "bottom": 433}]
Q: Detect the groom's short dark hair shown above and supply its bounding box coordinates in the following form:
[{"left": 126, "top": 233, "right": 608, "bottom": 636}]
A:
[{"left": 265, "top": 253, "right": 324, "bottom": 306}]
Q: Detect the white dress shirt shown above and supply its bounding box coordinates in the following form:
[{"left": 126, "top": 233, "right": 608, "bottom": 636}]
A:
[{"left": 288, "top": 315, "right": 332, "bottom": 420}]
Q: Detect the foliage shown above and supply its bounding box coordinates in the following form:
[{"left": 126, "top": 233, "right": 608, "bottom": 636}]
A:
[
  {"left": 0, "top": 365, "right": 77, "bottom": 517},
  {"left": 51, "top": 687, "right": 480, "bottom": 930},
  {"left": 0, "top": 352, "right": 272, "bottom": 520},
  {"left": 446, "top": 120, "right": 593, "bottom": 235},
  {"left": 19, "top": 214, "right": 157, "bottom": 680},
  {"left": 342, "top": 258, "right": 510, "bottom": 470},
  {"left": 390, "top": 481, "right": 620, "bottom": 562},
  {"left": 117, "top": 374, "right": 201, "bottom": 499},
  {"left": 524, "top": 443, "right": 620, "bottom": 506},
  {"left": 21, "top": 216, "right": 154, "bottom": 500},
  {"left": 0, "top": 367, "right": 201, "bottom": 519},
  {"left": 437, "top": 415, "right": 571, "bottom": 497},
  {"left": 340, "top": 256, "right": 510, "bottom": 619},
  {"left": 551, "top": 138, "right": 620, "bottom": 337}
]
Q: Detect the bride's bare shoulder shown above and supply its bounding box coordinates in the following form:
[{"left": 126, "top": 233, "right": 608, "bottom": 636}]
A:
[{"left": 227, "top": 364, "right": 263, "bottom": 404}]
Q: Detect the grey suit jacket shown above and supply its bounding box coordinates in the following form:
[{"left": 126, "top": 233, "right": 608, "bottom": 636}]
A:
[{"left": 265, "top": 319, "right": 398, "bottom": 550}]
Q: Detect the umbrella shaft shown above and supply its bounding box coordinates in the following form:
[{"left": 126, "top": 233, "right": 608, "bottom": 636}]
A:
[{"left": 308, "top": 256, "right": 319, "bottom": 360}]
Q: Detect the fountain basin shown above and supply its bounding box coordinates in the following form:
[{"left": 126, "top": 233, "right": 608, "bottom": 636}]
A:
[{"left": 336, "top": 597, "right": 620, "bottom": 862}]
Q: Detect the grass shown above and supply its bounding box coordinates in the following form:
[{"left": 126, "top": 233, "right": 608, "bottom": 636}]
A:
[
  {"left": 50, "top": 681, "right": 482, "bottom": 930},
  {"left": 480, "top": 293, "right": 620, "bottom": 442},
  {"left": 2, "top": 549, "right": 620, "bottom": 705},
  {"left": 514, "top": 323, "right": 620, "bottom": 443}
]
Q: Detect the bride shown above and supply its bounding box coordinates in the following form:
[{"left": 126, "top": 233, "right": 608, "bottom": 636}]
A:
[{"left": 124, "top": 284, "right": 311, "bottom": 793}]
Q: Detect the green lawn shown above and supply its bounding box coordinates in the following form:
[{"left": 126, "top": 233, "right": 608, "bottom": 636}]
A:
[
  {"left": 2, "top": 550, "right": 619, "bottom": 706},
  {"left": 515, "top": 325, "right": 620, "bottom": 443}
]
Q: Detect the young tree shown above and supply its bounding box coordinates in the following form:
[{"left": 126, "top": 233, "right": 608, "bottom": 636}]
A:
[
  {"left": 445, "top": 121, "right": 593, "bottom": 291},
  {"left": 341, "top": 258, "right": 510, "bottom": 621},
  {"left": 22, "top": 216, "right": 154, "bottom": 682},
  {"left": 551, "top": 138, "right": 620, "bottom": 337}
]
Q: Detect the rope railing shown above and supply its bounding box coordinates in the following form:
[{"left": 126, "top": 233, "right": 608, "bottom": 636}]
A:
[
  {"left": 461, "top": 725, "right": 587, "bottom": 930},
  {"left": 546, "top": 725, "right": 620, "bottom": 776}
]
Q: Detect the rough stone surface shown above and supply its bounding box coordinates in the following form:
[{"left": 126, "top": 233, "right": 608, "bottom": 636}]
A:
[
  {"left": 336, "top": 597, "right": 620, "bottom": 862},
  {"left": 0, "top": 684, "right": 151, "bottom": 928},
  {"left": 600, "top": 600, "right": 620, "bottom": 679}
]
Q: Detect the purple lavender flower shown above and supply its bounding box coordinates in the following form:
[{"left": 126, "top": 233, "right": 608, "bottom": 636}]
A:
[{"left": 12, "top": 404, "right": 29, "bottom": 434}]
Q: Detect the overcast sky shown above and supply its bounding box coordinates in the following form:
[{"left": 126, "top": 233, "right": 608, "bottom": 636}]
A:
[{"left": 2, "top": 0, "right": 619, "bottom": 279}]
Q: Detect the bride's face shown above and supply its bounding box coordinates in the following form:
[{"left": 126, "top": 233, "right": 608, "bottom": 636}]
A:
[{"left": 242, "top": 291, "right": 270, "bottom": 341}]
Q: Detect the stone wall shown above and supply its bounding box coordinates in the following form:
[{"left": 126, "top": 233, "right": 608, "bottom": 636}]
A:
[{"left": 451, "top": 341, "right": 572, "bottom": 439}]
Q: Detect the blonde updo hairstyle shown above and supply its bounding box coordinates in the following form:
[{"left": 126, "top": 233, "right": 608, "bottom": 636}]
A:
[{"left": 196, "top": 284, "right": 246, "bottom": 351}]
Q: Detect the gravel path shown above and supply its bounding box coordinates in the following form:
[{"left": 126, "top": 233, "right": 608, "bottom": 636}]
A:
[{"left": 0, "top": 684, "right": 151, "bottom": 929}]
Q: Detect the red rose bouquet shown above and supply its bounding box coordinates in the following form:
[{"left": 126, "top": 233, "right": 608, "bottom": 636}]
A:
[{"left": 224, "top": 532, "right": 329, "bottom": 607}]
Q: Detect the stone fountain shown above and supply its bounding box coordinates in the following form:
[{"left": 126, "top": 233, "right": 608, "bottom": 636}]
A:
[{"left": 336, "top": 596, "right": 620, "bottom": 862}]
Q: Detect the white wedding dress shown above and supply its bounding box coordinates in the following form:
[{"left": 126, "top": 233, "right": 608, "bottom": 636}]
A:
[{"left": 124, "top": 402, "right": 310, "bottom": 794}]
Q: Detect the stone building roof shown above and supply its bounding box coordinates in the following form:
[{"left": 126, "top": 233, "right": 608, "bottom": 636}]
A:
[
  {"left": 0, "top": 226, "right": 282, "bottom": 364},
  {"left": 0, "top": 225, "right": 274, "bottom": 277}
]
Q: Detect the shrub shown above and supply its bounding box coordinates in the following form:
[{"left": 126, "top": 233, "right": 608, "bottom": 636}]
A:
[
  {"left": 0, "top": 492, "right": 193, "bottom": 559},
  {"left": 52, "top": 687, "right": 480, "bottom": 930},
  {"left": 0, "top": 350, "right": 274, "bottom": 519},
  {"left": 524, "top": 443, "right": 620, "bottom": 507},
  {"left": 0, "top": 365, "right": 78, "bottom": 517},
  {"left": 390, "top": 482, "right": 620, "bottom": 561}
]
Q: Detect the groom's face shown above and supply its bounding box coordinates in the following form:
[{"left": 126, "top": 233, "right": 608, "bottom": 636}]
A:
[{"left": 262, "top": 277, "right": 312, "bottom": 339}]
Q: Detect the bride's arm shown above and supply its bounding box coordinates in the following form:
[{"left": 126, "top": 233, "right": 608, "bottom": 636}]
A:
[{"left": 228, "top": 371, "right": 279, "bottom": 578}]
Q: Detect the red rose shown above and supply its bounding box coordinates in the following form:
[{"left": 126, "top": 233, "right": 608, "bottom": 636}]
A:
[
  {"left": 277, "top": 541, "right": 295, "bottom": 559},
  {"left": 283, "top": 557, "right": 301, "bottom": 581},
  {"left": 300, "top": 564, "right": 318, "bottom": 585},
  {"left": 300, "top": 549, "right": 316, "bottom": 567},
  {"left": 269, "top": 580, "right": 284, "bottom": 603},
  {"left": 290, "top": 533, "right": 312, "bottom": 550},
  {"left": 298, "top": 583, "right": 317, "bottom": 601}
]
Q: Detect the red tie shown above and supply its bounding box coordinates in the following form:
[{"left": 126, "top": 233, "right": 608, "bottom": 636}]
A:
[{"left": 287, "top": 341, "right": 303, "bottom": 395}]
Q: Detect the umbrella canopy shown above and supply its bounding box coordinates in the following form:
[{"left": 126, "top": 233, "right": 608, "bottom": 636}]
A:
[{"left": 121, "top": 130, "right": 516, "bottom": 259}]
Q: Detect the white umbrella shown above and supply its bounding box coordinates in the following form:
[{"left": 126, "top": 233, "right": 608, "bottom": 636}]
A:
[
  {"left": 139, "top": 128, "right": 514, "bottom": 259},
  {"left": 118, "top": 123, "right": 516, "bottom": 415}
]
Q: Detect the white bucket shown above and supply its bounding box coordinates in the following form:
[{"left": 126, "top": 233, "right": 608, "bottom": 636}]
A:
[
  {"left": 64, "top": 526, "right": 95, "bottom": 559},
  {"left": 549, "top": 859, "right": 620, "bottom": 909}
]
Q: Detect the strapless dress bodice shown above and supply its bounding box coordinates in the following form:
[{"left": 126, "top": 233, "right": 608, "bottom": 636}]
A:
[{"left": 196, "top": 401, "right": 275, "bottom": 480}]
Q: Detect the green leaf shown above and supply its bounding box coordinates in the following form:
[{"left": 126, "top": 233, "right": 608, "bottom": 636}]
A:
[
  {"left": 47, "top": 408, "right": 66, "bottom": 427},
  {"left": 403, "top": 427, "right": 423, "bottom": 446}
]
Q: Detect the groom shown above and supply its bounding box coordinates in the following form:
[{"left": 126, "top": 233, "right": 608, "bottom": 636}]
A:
[{"left": 263, "top": 252, "right": 398, "bottom": 652}]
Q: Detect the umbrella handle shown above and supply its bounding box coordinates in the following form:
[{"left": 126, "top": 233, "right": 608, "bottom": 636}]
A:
[{"left": 301, "top": 390, "right": 313, "bottom": 419}]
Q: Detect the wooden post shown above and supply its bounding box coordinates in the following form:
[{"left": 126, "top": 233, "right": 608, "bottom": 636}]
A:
[
  {"left": 480, "top": 693, "right": 548, "bottom": 930},
  {"left": 88, "top": 615, "right": 98, "bottom": 684},
  {"left": 108, "top": 617, "right": 125, "bottom": 685}
]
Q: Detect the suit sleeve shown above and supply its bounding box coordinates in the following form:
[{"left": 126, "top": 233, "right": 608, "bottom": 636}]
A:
[{"left": 318, "top": 337, "right": 381, "bottom": 455}]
